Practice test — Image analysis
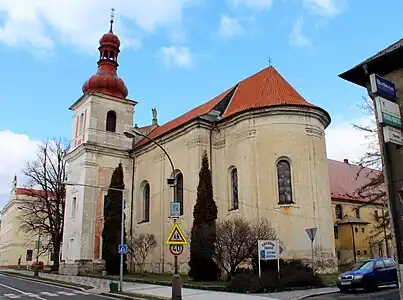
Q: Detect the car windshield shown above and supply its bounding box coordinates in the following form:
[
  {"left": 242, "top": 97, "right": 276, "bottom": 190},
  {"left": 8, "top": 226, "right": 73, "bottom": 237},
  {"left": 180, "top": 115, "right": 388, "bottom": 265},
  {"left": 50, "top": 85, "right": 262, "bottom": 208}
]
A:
[{"left": 351, "top": 261, "right": 374, "bottom": 271}]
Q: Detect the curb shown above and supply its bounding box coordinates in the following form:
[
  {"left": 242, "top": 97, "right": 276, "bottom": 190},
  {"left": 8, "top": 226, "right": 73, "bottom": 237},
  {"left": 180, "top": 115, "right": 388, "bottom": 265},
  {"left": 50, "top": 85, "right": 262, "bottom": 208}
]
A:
[
  {"left": 100, "top": 292, "right": 168, "bottom": 300},
  {"left": 291, "top": 290, "right": 339, "bottom": 300},
  {"left": 0, "top": 272, "right": 92, "bottom": 291}
]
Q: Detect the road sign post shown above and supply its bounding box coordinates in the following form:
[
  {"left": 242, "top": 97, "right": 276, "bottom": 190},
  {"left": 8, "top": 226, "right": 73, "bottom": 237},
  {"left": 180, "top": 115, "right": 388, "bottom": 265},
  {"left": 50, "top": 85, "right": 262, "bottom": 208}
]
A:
[
  {"left": 305, "top": 228, "right": 317, "bottom": 275},
  {"left": 166, "top": 222, "right": 188, "bottom": 300}
]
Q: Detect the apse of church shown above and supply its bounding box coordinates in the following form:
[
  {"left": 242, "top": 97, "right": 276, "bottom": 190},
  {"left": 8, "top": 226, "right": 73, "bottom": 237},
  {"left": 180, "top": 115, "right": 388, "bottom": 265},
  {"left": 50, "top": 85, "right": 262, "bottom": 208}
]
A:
[{"left": 60, "top": 16, "right": 337, "bottom": 275}]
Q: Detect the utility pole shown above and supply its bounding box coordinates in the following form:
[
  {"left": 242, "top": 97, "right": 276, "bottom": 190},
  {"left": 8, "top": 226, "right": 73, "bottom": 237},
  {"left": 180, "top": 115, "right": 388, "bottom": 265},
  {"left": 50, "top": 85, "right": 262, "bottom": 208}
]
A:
[{"left": 363, "top": 66, "right": 403, "bottom": 299}]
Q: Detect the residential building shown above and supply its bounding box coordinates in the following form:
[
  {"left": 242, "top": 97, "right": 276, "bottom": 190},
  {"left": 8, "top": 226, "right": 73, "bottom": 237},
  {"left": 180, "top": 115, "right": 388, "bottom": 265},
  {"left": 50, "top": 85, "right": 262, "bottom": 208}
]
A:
[
  {"left": 329, "top": 159, "right": 391, "bottom": 265},
  {"left": 0, "top": 177, "right": 53, "bottom": 267}
]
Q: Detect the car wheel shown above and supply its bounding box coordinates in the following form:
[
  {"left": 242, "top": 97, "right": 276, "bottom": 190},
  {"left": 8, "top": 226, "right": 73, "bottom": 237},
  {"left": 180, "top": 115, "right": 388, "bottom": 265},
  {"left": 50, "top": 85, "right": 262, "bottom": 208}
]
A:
[
  {"left": 363, "top": 279, "right": 377, "bottom": 293},
  {"left": 339, "top": 287, "right": 349, "bottom": 293}
]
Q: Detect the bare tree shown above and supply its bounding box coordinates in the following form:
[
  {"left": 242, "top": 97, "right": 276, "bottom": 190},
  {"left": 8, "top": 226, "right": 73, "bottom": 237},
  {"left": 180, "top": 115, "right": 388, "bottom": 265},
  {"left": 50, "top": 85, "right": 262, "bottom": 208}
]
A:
[
  {"left": 352, "top": 97, "right": 391, "bottom": 256},
  {"left": 18, "top": 138, "right": 67, "bottom": 271},
  {"left": 214, "top": 217, "right": 276, "bottom": 280},
  {"left": 128, "top": 233, "right": 157, "bottom": 273}
]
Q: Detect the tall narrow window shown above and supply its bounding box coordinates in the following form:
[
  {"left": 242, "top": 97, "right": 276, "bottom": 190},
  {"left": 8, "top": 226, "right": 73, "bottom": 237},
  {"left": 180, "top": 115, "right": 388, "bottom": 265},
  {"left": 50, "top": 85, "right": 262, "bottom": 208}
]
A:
[
  {"left": 175, "top": 172, "right": 184, "bottom": 216},
  {"left": 334, "top": 226, "right": 339, "bottom": 239},
  {"left": 79, "top": 113, "right": 84, "bottom": 134},
  {"left": 71, "top": 197, "right": 77, "bottom": 218},
  {"left": 143, "top": 183, "right": 150, "bottom": 222},
  {"left": 335, "top": 204, "right": 343, "bottom": 219},
  {"left": 230, "top": 167, "right": 239, "bottom": 210},
  {"left": 277, "top": 159, "right": 293, "bottom": 204},
  {"left": 374, "top": 210, "right": 379, "bottom": 221},
  {"left": 355, "top": 207, "right": 360, "bottom": 219},
  {"left": 106, "top": 110, "right": 117, "bottom": 132}
]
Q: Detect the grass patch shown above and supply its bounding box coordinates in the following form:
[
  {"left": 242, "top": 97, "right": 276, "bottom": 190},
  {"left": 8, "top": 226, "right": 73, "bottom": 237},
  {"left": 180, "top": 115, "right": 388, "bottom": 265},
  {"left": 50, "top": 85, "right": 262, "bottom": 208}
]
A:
[
  {"left": 126, "top": 272, "right": 226, "bottom": 287},
  {"left": 84, "top": 272, "right": 226, "bottom": 291},
  {"left": 0, "top": 271, "right": 93, "bottom": 290},
  {"left": 319, "top": 273, "right": 338, "bottom": 286}
]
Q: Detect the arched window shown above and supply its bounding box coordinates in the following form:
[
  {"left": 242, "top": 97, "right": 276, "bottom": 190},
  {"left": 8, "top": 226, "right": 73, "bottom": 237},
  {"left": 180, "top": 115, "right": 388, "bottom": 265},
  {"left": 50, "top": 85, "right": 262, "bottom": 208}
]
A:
[
  {"left": 106, "top": 110, "right": 116, "bottom": 132},
  {"left": 230, "top": 167, "right": 239, "bottom": 210},
  {"left": 175, "top": 172, "right": 184, "bottom": 216},
  {"left": 277, "top": 159, "right": 293, "bottom": 204},
  {"left": 335, "top": 204, "right": 343, "bottom": 219},
  {"left": 143, "top": 183, "right": 150, "bottom": 222}
]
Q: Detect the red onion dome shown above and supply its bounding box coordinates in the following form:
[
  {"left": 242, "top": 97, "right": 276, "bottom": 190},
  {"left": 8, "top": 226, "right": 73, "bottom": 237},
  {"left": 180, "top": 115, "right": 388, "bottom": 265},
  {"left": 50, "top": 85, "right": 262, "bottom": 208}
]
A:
[
  {"left": 99, "top": 31, "right": 121, "bottom": 48},
  {"left": 82, "top": 70, "right": 128, "bottom": 99}
]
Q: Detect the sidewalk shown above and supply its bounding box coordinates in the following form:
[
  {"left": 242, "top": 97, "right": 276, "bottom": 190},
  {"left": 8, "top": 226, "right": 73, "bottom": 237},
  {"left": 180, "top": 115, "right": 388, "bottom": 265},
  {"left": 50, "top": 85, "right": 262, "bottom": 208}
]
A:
[{"left": 0, "top": 268, "right": 338, "bottom": 300}]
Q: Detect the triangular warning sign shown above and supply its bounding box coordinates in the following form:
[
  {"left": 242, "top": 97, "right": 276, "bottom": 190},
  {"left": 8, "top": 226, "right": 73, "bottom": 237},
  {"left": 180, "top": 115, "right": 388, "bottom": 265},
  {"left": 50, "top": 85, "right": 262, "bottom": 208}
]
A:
[{"left": 165, "top": 223, "right": 189, "bottom": 245}]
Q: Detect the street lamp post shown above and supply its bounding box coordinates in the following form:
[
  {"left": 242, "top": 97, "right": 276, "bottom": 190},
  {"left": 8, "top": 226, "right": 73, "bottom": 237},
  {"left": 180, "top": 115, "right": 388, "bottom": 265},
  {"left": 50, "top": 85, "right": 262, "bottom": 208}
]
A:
[
  {"left": 63, "top": 181, "right": 126, "bottom": 292},
  {"left": 124, "top": 129, "right": 182, "bottom": 300}
]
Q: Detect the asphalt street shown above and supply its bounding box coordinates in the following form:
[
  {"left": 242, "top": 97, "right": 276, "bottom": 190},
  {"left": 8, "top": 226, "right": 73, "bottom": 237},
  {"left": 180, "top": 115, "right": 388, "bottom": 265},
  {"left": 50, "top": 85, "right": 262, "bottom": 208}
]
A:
[
  {"left": 306, "top": 287, "right": 398, "bottom": 300},
  {"left": 0, "top": 274, "right": 112, "bottom": 300}
]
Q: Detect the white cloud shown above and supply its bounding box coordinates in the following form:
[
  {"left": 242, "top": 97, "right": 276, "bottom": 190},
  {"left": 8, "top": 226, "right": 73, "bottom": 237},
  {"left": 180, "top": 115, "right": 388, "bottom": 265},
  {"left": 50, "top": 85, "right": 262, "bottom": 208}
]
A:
[
  {"left": 218, "top": 15, "right": 245, "bottom": 38},
  {"left": 289, "top": 16, "right": 311, "bottom": 47},
  {"left": 0, "top": 0, "right": 196, "bottom": 52},
  {"left": 0, "top": 130, "right": 39, "bottom": 208},
  {"left": 158, "top": 46, "right": 194, "bottom": 68},
  {"left": 325, "top": 115, "right": 379, "bottom": 164},
  {"left": 229, "top": 0, "right": 274, "bottom": 10},
  {"left": 304, "top": 0, "right": 343, "bottom": 17}
]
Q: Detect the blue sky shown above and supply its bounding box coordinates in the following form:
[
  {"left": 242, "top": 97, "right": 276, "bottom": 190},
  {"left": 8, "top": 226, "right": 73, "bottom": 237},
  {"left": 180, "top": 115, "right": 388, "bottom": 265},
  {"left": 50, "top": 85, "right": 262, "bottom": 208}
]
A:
[{"left": 0, "top": 0, "right": 402, "bottom": 205}]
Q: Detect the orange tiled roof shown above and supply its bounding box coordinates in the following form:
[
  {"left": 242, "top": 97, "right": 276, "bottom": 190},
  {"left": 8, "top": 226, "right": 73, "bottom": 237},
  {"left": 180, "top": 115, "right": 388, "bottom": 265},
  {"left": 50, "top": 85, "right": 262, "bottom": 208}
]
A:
[
  {"left": 222, "top": 66, "right": 315, "bottom": 117},
  {"left": 136, "top": 66, "right": 320, "bottom": 147}
]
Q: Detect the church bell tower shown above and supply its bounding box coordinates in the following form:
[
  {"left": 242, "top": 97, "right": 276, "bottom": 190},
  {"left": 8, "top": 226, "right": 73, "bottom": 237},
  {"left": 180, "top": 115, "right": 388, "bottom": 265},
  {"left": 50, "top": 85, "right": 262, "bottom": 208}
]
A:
[{"left": 60, "top": 10, "right": 137, "bottom": 275}]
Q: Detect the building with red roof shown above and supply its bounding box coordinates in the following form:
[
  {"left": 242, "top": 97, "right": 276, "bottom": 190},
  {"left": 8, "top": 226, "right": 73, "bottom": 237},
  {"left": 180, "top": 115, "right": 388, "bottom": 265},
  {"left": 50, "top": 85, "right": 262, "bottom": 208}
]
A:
[
  {"left": 59, "top": 16, "right": 387, "bottom": 275},
  {"left": 0, "top": 176, "right": 54, "bottom": 267}
]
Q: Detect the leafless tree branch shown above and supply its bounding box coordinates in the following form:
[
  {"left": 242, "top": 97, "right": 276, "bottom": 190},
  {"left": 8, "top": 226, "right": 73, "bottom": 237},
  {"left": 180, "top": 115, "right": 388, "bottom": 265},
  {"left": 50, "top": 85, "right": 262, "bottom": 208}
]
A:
[
  {"left": 214, "top": 217, "right": 276, "bottom": 280},
  {"left": 18, "top": 138, "right": 68, "bottom": 270}
]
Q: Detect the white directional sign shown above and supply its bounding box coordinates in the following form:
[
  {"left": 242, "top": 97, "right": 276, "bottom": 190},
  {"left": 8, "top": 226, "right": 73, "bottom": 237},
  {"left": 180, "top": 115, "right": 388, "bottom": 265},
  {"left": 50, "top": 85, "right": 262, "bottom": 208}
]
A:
[
  {"left": 118, "top": 244, "right": 128, "bottom": 254},
  {"left": 305, "top": 228, "right": 317, "bottom": 242},
  {"left": 258, "top": 240, "right": 281, "bottom": 260}
]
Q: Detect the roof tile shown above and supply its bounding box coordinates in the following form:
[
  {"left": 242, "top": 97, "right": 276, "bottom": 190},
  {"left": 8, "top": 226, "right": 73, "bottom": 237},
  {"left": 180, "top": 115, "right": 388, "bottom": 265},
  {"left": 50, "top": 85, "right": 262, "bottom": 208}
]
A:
[{"left": 136, "top": 66, "right": 318, "bottom": 147}]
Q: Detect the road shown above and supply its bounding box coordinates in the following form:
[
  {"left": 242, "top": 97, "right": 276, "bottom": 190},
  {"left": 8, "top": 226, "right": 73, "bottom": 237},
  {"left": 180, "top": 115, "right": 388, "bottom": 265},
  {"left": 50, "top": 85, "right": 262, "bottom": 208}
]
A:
[
  {"left": 0, "top": 274, "right": 112, "bottom": 300},
  {"left": 306, "top": 287, "right": 398, "bottom": 300}
]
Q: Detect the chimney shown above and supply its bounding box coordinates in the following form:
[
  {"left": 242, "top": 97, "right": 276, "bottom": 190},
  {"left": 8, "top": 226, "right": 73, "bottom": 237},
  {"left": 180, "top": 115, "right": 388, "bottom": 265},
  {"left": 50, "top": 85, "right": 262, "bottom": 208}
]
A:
[{"left": 343, "top": 159, "right": 349, "bottom": 164}]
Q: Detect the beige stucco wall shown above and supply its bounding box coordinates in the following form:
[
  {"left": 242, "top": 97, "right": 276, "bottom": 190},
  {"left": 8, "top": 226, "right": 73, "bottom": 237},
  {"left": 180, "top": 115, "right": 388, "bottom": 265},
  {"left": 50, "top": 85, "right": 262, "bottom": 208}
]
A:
[
  {"left": 131, "top": 106, "right": 336, "bottom": 273},
  {"left": 61, "top": 93, "right": 135, "bottom": 269},
  {"left": 0, "top": 194, "right": 52, "bottom": 267}
]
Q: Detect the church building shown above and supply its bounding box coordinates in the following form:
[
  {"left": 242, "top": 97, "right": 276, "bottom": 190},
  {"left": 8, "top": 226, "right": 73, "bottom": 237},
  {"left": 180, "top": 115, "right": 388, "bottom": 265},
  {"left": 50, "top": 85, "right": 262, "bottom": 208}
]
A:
[{"left": 60, "top": 18, "right": 337, "bottom": 275}]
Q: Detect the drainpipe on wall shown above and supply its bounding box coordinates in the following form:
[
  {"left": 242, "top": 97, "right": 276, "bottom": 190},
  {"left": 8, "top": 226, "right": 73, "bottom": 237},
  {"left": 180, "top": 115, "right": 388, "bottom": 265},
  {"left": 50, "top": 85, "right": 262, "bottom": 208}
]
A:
[
  {"left": 209, "top": 122, "right": 217, "bottom": 177},
  {"left": 351, "top": 224, "right": 357, "bottom": 264},
  {"left": 130, "top": 152, "right": 135, "bottom": 238},
  {"left": 128, "top": 146, "right": 135, "bottom": 273}
]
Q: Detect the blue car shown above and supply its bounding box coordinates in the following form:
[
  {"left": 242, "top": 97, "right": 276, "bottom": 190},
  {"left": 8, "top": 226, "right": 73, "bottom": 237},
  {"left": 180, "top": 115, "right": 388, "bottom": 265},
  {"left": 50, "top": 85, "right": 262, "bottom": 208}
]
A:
[{"left": 336, "top": 258, "right": 398, "bottom": 292}]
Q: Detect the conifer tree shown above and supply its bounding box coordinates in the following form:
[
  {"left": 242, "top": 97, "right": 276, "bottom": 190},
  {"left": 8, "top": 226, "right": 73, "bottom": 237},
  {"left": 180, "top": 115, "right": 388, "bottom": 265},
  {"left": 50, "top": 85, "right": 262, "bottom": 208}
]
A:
[
  {"left": 102, "top": 163, "right": 127, "bottom": 274},
  {"left": 188, "top": 150, "right": 220, "bottom": 281}
]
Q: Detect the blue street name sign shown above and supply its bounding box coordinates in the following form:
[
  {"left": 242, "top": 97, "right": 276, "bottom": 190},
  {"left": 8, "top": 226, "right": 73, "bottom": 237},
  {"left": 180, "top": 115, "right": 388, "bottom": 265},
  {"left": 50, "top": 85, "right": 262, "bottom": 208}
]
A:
[
  {"left": 118, "top": 244, "right": 128, "bottom": 254},
  {"left": 370, "top": 74, "right": 397, "bottom": 102}
]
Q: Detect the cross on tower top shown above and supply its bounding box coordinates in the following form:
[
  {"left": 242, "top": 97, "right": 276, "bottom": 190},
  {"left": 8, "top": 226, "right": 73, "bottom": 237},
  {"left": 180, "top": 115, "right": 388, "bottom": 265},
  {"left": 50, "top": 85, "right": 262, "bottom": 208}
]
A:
[
  {"left": 267, "top": 57, "right": 272, "bottom": 67},
  {"left": 110, "top": 8, "right": 115, "bottom": 31}
]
